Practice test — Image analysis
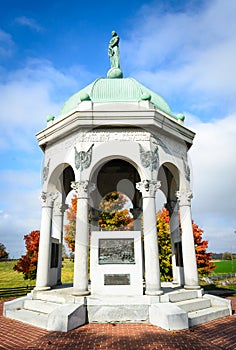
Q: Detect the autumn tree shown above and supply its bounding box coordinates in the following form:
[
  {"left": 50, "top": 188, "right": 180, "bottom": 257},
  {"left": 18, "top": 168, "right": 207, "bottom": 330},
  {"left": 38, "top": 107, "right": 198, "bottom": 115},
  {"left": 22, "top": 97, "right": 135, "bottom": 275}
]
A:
[
  {"left": 156, "top": 208, "right": 172, "bottom": 281},
  {"left": 156, "top": 210, "right": 215, "bottom": 280},
  {"left": 13, "top": 230, "right": 40, "bottom": 280},
  {"left": 98, "top": 192, "right": 134, "bottom": 231},
  {"left": 64, "top": 194, "right": 77, "bottom": 253},
  {"left": 0, "top": 243, "right": 9, "bottom": 260},
  {"left": 193, "top": 221, "right": 216, "bottom": 276}
]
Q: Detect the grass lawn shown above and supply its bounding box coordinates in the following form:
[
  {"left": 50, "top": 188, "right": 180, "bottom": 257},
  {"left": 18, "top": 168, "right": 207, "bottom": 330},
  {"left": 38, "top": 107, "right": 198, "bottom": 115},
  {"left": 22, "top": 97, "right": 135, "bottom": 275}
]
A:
[
  {"left": 1, "top": 259, "right": 235, "bottom": 297},
  {"left": 213, "top": 260, "right": 236, "bottom": 274},
  {"left": 0, "top": 260, "right": 35, "bottom": 289},
  {"left": 0, "top": 259, "right": 74, "bottom": 289},
  {"left": 61, "top": 259, "right": 74, "bottom": 284}
]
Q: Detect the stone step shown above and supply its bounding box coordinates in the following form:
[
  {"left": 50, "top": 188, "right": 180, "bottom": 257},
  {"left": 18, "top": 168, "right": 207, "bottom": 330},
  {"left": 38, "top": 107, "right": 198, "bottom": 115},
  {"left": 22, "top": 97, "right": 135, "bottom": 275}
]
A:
[
  {"left": 188, "top": 306, "right": 230, "bottom": 327},
  {"left": 24, "top": 299, "right": 60, "bottom": 314},
  {"left": 167, "top": 290, "right": 200, "bottom": 303},
  {"left": 5, "top": 309, "right": 48, "bottom": 329},
  {"left": 32, "top": 291, "right": 67, "bottom": 304},
  {"left": 87, "top": 304, "right": 149, "bottom": 324},
  {"left": 176, "top": 298, "right": 211, "bottom": 312}
]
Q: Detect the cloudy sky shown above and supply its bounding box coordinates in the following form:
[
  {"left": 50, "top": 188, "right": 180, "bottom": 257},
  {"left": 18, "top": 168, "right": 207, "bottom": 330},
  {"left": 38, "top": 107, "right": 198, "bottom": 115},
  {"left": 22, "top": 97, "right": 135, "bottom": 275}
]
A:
[{"left": 0, "top": 0, "right": 236, "bottom": 257}]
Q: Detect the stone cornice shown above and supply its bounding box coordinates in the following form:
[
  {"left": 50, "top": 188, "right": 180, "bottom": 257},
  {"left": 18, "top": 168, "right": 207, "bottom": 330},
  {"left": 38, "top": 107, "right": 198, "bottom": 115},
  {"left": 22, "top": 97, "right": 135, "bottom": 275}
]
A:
[{"left": 36, "top": 102, "right": 195, "bottom": 151}]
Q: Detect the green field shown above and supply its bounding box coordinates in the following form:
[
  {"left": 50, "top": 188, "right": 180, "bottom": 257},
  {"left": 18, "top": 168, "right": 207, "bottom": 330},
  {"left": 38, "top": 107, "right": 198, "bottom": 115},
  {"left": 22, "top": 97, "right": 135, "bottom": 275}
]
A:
[
  {"left": 0, "top": 259, "right": 235, "bottom": 289},
  {"left": 0, "top": 259, "right": 74, "bottom": 289},
  {"left": 213, "top": 260, "right": 236, "bottom": 274}
]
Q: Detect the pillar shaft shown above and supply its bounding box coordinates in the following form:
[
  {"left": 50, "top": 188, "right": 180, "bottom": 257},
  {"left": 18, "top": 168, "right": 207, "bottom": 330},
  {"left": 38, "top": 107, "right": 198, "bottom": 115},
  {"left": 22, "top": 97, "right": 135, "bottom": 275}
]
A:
[
  {"left": 167, "top": 201, "right": 182, "bottom": 285},
  {"left": 71, "top": 181, "right": 90, "bottom": 295},
  {"left": 53, "top": 202, "right": 67, "bottom": 284},
  {"left": 35, "top": 192, "right": 58, "bottom": 290},
  {"left": 136, "top": 180, "right": 162, "bottom": 295},
  {"left": 176, "top": 191, "right": 200, "bottom": 289}
]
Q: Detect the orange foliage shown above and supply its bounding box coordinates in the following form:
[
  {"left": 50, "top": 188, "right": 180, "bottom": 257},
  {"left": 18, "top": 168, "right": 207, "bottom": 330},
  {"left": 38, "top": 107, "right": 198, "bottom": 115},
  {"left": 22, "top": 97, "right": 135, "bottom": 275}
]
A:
[
  {"left": 98, "top": 192, "right": 134, "bottom": 231},
  {"left": 192, "top": 221, "right": 216, "bottom": 275},
  {"left": 13, "top": 230, "right": 40, "bottom": 280},
  {"left": 64, "top": 194, "right": 77, "bottom": 252}
]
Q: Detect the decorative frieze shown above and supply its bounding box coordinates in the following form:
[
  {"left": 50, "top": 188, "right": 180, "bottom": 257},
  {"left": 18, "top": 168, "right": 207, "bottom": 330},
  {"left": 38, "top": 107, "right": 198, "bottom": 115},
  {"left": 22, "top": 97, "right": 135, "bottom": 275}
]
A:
[
  {"left": 182, "top": 157, "right": 191, "bottom": 182},
  {"left": 136, "top": 180, "right": 161, "bottom": 198},
  {"left": 42, "top": 159, "right": 50, "bottom": 182},
  {"left": 176, "top": 190, "right": 193, "bottom": 207},
  {"left": 139, "top": 137, "right": 159, "bottom": 171},
  {"left": 78, "top": 129, "right": 150, "bottom": 142},
  {"left": 74, "top": 144, "right": 94, "bottom": 171}
]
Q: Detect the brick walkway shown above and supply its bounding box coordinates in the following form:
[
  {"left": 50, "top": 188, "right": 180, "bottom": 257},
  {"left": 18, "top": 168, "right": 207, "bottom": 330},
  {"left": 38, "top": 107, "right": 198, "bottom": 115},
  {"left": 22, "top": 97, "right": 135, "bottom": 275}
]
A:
[{"left": 0, "top": 297, "right": 235, "bottom": 350}]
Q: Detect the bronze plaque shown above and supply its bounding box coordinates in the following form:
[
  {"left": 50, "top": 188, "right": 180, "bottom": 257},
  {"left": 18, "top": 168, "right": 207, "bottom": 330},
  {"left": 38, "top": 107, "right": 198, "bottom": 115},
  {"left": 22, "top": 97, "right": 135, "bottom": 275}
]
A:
[
  {"left": 98, "top": 238, "right": 135, "bottom": 264},
  {"left": 104, "top": 274, "right": 130, "bottom": 285}
]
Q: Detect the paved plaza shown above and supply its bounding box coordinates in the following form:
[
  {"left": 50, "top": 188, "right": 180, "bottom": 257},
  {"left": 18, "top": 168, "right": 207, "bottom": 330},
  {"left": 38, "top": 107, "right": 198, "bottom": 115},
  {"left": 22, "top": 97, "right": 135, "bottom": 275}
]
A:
[{"left": 0, "top": 297, "right": 235, "bottom": 350}]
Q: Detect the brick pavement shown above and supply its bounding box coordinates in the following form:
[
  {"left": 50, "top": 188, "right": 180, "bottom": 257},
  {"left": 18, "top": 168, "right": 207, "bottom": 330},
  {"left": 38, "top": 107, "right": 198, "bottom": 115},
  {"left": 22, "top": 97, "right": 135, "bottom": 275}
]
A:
[{"left": 0, "top": 297, "right": 235, "bottom": 350}]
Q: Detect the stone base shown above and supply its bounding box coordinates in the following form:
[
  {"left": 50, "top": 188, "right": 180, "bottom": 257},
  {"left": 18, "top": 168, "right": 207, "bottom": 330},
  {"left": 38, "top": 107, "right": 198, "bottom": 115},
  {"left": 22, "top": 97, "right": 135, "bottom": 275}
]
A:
[
  {"left": 72, "top": 290, "right": 90, "bottom": 296},
  {"left": 34, "top": 286, "right": 51, "bottom": 291},
  {"left": 184, "top": 285, "right": 201, "bottom": 290},
  {"left": 145, "top": 290, "right": 163, "bottom": 296},
  {"left": 4, "top": 284, "right": 232, "bottom": 332}
]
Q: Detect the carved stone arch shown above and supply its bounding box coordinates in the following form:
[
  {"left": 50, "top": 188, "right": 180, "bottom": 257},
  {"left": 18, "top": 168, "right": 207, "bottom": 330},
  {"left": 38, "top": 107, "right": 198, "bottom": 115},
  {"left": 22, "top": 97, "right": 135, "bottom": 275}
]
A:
[
  {"left": 91, "top": 158, "right": 141, "bottom": 205},
  {"left": 158, "top": 162, "right": 180, "bottom": 207},
  {"left": 89, "top": 157, "right": 142, "bottom": 231},
  {"left": 47, "top": 163, "right": 75, "bottom": 201}
]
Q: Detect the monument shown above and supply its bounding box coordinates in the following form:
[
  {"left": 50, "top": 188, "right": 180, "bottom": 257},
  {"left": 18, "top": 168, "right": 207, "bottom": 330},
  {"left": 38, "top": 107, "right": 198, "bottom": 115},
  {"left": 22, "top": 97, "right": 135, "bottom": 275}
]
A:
[{"left": 4, "top": 31, "right": 232, "bottom": 331}]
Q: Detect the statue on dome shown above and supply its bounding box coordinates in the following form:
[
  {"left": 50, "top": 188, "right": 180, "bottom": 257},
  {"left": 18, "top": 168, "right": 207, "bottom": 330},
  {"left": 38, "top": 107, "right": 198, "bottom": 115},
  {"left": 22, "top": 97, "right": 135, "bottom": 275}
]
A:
[{"left": 108, "top": 31, "right": 120, "bottom": 69}]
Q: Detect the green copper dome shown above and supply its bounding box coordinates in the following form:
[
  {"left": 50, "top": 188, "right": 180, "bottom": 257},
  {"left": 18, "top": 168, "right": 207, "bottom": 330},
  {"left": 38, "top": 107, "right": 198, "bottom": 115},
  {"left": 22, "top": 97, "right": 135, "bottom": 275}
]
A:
[{"left": 60, "top": 77, "right": 176, "bottom": 119}]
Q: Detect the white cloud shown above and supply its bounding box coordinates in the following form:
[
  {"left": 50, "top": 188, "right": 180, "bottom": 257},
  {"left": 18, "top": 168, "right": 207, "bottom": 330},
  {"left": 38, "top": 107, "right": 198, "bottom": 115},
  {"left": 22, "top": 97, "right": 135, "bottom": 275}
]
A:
[
  {"left": 122, "top": 0, "right": 236, "bottom": 113},
  {"left": 0, "top": 169, "right": 41, "bottom": 258},
  {"left": 0, "top": 29, "right": 14, "bottom": 57},
  {"left": 0, "top": 59, "right": 84, "bottom": 151},
  {"left": 15, "top": 16, "right": 43, "bottom": 32},
  {"left": 187, "top": 113, "right": 236, "bottom": 252},
  {"left": 0, "top": 58, "right": 95, "bottom": 257}
]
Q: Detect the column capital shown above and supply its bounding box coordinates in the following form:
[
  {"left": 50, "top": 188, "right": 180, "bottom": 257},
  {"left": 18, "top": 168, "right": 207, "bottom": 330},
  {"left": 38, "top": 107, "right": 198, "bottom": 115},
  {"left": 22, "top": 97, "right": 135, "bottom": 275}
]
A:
[
  {"left": 136, "top": 180, "right": 161, "bottom": 198},
  {"left": 71, "top": 180, "right": 88, "bottom": 198},
  {"left": 71, "top": 181, "right": 96, "bottom": 198},
  {"left": 176, "top": 190, "right": 193, "bottom": 207},
  {"left": 53, "top": 202, "right": 68, "bottom": 216},
  {"left": 41, "top": 191, "right": 58, "bottom": 207}
]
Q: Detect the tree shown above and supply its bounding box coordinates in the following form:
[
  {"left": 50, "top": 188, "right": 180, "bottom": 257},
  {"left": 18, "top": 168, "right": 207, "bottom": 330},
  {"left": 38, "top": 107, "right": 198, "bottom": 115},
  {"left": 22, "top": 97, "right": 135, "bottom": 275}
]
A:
[
  {"left": 98, "top": 192, "right": 134, "bottom": 231},
  {"left": 64, "top": 192, "right": 134, "bottom": 253},
  {"left": 64, "top": 195, "right": 77, "bottom": 253},
  {"left": 13, "top": 230, "right": 40, "bottom": 280},
  {"left": 156, "top": 208, "right": 172, "bottom": 281},
  {"left": 192, "top": 221, "right": 216, "bottom": 276},
  {"left": 0, "top": 243, "right": 9, "bottom": 260},
  {"left": 156, "top": 210, "right": 215, "bottom": 280},
  {"left": 222, "top": 252, "right": 232, "bottom": 260}
]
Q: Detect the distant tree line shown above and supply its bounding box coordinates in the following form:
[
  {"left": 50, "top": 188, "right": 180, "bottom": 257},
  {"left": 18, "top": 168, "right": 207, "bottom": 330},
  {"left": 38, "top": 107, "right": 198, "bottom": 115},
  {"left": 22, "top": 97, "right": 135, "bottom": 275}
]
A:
[{"left": 212, "top": 252, "right": 236, "bottom": 260}]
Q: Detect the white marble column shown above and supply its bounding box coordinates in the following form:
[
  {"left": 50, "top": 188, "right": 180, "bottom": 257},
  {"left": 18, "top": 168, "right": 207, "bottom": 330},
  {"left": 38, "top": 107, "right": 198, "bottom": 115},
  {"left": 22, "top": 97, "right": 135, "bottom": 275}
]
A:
[
  {"left": 176, "top": 190, "right": 200, "bottom": 289},
  {"left": 71, "top": 180, "right": 90, "bottom": 295},
  {"left": 35, "top": 191, "right": 58, "bottom": 290},
  {"left": 136, "top": 180, "right": 163, "bottom": 295},
  {"left": 53, "top": 201, "right": 68, "bottom": 285},
  {"left": 166, "top": 201, "right": 178, "bottom": 284}
]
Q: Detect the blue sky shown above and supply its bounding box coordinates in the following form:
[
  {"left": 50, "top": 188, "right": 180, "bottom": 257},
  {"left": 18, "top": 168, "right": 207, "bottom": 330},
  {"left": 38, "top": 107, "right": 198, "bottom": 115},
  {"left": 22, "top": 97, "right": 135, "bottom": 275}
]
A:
[{"left": 0, "top": 0, "right": 236, "bottom": 257}]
